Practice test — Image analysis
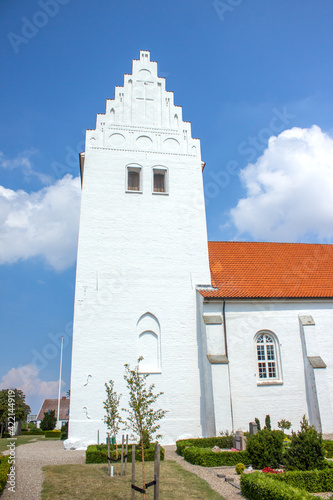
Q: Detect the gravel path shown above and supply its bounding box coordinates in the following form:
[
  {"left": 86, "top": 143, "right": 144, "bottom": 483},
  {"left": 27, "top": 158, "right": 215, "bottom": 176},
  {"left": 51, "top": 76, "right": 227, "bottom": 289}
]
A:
[{"left": 1, "top": 440, "right": 85, "bottom": 500}]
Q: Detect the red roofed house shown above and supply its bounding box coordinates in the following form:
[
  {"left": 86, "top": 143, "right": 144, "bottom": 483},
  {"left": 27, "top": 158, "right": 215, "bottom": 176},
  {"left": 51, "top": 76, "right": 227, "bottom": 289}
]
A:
[
  {"left": 37, "top": 397, "right": 70, "bottom": 429},
  {"left": 68, "top": 51, "right": 333, "bottom": 448}
]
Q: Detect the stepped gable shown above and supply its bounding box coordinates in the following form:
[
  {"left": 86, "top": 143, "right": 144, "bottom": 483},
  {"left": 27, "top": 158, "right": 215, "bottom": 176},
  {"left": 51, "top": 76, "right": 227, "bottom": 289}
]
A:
[{"left": 84, "top": 50, "right": 199, "bottom": 157}]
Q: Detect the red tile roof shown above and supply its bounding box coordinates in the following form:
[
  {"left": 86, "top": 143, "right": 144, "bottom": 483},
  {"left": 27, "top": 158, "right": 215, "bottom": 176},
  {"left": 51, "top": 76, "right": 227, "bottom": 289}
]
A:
[
  {"left": 37, "top": 398, "right": 70, "bottom": 421},
  {"left": 201, "top": 242, "right": 333, "bottom": 299}
]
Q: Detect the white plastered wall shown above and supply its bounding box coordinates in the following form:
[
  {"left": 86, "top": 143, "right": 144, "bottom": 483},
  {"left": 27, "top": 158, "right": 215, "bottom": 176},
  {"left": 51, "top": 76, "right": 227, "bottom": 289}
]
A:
[{"left": 202, "top": 299, "right": 333, "bottom": 434}]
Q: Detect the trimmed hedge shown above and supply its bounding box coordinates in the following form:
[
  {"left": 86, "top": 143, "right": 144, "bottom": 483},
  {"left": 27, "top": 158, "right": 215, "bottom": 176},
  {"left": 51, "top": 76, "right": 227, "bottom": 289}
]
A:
[
  {"left": 176, "top": 436, "right": 233, "bottom": 456},
  {"left": 240, "top": 472, "right": 315, "bottom": 500},
  {"left": 44, "top": 430, "right": 61, "bottom": 439},
  {"left": 182, "top": 446, "right": 249, "bottom": 467},
  {"left": 0, "top": 456, "right": 11, "bottom": 494},
  {"left": 324, "top": 440, "right": 333, "bottom": 459},
  {"left": 21, "top": 429, "right": 45, "bottom": 435},
  {"left": 86, "top": 444, "right": 164, "bottom": 464},
  {"left": 270, "top": 467, "right": 333, "bottom": 492}
]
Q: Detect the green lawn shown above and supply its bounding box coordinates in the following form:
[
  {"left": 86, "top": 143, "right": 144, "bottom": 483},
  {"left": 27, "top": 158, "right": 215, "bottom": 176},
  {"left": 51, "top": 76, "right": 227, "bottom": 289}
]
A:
[
  {"left": 42, "top": 461, "right": 226, "bottom": 499},
  {"left": 0, "top": 435, "right": 46, "bottom": 454}
]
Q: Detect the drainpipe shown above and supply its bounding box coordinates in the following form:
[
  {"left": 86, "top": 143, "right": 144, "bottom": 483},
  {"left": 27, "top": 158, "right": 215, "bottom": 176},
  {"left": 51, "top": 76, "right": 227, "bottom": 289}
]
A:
[{"left": 223, "top": 300, "right": 234, "bottom": 433}]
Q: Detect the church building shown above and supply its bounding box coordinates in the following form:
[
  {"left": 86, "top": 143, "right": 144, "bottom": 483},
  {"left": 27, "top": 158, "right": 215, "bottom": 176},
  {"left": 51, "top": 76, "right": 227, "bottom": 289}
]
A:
[{"left": 68, "top": 51, "right": 333, "bottom": 447}]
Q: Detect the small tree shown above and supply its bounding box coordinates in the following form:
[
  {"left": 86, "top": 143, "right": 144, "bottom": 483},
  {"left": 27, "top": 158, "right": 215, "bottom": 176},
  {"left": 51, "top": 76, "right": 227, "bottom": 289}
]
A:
[
  {"left": 0, "top": 389, "right": 30, "bottom": 437},
  {"left": 254, "top": 417, "right": 261, "bottom": 431},
  {"left": 40, "top": 410, "right": 56, "bottom": 431},
  {"left": 264, "top": 414, "right": 271, "bottom": 431},
  {"left": 123, "top": 358, "right": 167, "bottom": 498},
  {"left": 278, "top": 419, "right": 292, "bottom": 433},
  {"left": 246, "top": 428, "right": 284, "bottom": 469},
  {"left": 284, "top": 415, "right": 325, "bottom": 471},
  {"left": 103, "top": 380, "right": 122, "bottom": 458}
]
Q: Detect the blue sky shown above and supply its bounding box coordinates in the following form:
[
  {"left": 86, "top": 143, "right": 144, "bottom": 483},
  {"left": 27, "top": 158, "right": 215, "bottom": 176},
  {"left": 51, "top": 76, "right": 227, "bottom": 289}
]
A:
[{"left": 1, "top": 0, "right": 333, "bottom": 414}]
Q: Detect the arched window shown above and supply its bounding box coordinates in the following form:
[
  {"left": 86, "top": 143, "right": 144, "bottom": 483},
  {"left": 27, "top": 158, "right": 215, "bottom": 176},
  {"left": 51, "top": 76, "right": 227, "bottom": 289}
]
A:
[{"left": 255, "top": 331, "right": 282, "bottom": 383}]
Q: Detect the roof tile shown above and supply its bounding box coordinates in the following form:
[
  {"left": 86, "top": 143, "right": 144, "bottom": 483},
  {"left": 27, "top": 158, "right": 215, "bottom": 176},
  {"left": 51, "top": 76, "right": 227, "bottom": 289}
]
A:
[
  {"left": 37, "top": 398, "right": 70, "bottom": 421},
  {"left": 201, "top": 242, "right": 333, "bottom": 299}
]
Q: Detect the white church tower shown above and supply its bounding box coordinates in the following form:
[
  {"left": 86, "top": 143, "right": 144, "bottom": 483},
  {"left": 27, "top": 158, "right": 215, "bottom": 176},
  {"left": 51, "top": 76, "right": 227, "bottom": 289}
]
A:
[{"left": 69, "top": 51, "right": 212, "bottom": 445}]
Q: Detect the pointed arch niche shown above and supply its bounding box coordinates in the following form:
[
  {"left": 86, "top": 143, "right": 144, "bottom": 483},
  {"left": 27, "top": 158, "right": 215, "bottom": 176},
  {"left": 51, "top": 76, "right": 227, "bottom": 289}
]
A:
[{"left": 137, "top": 313, "right": 161, "bottom": 373}]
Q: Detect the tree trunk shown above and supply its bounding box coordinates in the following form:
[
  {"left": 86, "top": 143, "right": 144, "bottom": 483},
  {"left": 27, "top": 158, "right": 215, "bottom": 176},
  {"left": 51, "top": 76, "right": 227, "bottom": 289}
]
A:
[
  {"left": 140, "top": 430, "right": 146, "bottom": 500},
  {"left": 113, "top": 424, "right": 118, "bottom": 459}
]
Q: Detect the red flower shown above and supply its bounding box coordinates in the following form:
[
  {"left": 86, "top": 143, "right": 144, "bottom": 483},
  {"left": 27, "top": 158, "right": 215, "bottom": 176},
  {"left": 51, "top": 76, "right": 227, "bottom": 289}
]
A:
[{"left": 262, "top": 467, "right": 284, "bottom": 474}]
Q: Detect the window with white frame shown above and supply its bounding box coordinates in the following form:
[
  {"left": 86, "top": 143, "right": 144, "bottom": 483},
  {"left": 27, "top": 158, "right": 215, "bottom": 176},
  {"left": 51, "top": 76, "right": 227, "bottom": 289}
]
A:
[
  {"left": 255, "top": 331, "right": 282, "bottom": 383},
  {"left": 127, "top": 165, "right": 142, "bottom": 192},
  {"left": 152, "top": 167, "right": 168, "bottom": 194}
]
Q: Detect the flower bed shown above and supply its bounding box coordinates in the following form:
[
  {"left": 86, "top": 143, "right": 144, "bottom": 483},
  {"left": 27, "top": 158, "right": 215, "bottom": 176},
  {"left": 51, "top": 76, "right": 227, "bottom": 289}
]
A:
[
  {"left": 176, "top": 436, "right": 248, "bottom": 467},
  {"left": 262, "top": 467, "right": 284, "bottom": 474},
  {"left": 176, "top": 436, "right": 233, "bottom": 456}
]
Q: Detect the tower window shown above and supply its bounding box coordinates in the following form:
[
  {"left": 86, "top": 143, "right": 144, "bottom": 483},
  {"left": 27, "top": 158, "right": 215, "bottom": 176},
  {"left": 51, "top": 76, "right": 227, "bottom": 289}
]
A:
[
  {"left": 153, "top": 168, "right": 168, "bottom": 194},
  {"left": 126, "top": 166, "right": 142, "bottom": 192}
]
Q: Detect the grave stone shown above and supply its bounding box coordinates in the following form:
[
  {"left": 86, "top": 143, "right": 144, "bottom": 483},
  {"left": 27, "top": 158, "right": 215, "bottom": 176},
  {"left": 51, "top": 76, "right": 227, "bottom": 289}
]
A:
[
  {"left": 233, "top": 430, "right": 247, "bottom": 451},
  {"left": 249, "top": 421, "right": 258, "bottom": 436}
]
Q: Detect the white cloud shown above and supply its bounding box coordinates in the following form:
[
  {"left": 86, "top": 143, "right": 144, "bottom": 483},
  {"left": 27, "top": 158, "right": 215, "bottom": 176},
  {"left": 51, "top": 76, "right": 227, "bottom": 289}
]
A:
[
  {"left": 0, "top": 149, "right": 52, "bottom": 184},
  {"left": 229, "top": 125, "right": 333, "bottom": 242},
  {"left": 0, "top": 364, "right": 64, "bottom": 399},
  {"left": 0, "top": 175, "right": 81, "bottom": 271}
]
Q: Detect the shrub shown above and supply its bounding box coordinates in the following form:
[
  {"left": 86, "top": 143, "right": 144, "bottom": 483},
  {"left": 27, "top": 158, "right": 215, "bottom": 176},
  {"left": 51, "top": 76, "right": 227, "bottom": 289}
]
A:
[
  {"left": 85, "top": 444, "right": 164, "bottom": 464},
  {"left": 61, "top": 422, "right": 68, "bottom": 440},
  {"left": 176, "top": 436, "right": 233, "bottom": 456},
  {"left": 235, "top": 463, "right": 245, "bottom": 475},
  {"left": 284, "top": 416, "right": 326, "bottom": 471},
  {"left": 271, "top": 467, "right": 333, "bottom": 492},
  {"left": 246, "top": 428, "right": 284, "bottom": 469},
  {"left": 40, "top": 410, "right": 56, "bottom": 431},
  {"left": 44, "top": 430, "right": 61, "bottom": 439},
  {"left": 240, "top": 471, "right": 314, "bottom": 500},
  {"left": 182, "top": 446, "right": 249, "bottom": 467},
  {"left": 61, "top": 422, "right": 68, "bottom": 433},
  {"left": 255, "top": 417, "right": 261, "bottom": 431},
  {"left": 324, "top": 440, "right": 333, "bottom": 459},
  {"left": 0, "top": 456, "right": 11, "bottom": 494}
]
